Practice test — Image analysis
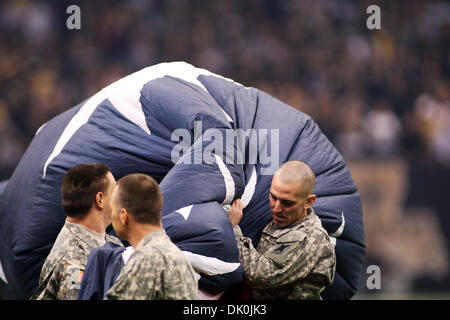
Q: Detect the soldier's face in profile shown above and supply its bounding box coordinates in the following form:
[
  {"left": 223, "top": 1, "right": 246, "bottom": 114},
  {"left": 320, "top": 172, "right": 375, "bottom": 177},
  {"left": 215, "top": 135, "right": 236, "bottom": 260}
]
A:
[
  {"left": 110, "top": 186, "right": 126, "bottom": 240},
  {"left": 102, "top": 172, "right": 116, "bottom": 225},
  {"left": 269, "top": 176, "right": 306, "bottom": 228}
]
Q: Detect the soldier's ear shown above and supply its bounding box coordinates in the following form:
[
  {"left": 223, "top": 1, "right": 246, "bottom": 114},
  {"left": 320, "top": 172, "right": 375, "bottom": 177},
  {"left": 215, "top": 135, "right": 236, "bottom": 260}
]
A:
[
  {"left": 95, "top": 192, "right": 104, "bottom": 209},
  {"left": 305, "top": 194, "right": 316, "bottom": 209},
  {"left": 119, "top": 208, "right": 128, "bottom": 225}
]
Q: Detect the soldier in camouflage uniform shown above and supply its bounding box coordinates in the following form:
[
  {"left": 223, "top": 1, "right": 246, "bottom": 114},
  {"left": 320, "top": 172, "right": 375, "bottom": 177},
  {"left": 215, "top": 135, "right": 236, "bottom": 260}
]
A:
[
  {"left": 105, "top": 173, "right": 198, "bottom": 300},
  {"left": 31, "top": 163, "right": 122, "bottom": 300},
  {"left": 228, "top": 161, "right": 336, "bottom": 299}
]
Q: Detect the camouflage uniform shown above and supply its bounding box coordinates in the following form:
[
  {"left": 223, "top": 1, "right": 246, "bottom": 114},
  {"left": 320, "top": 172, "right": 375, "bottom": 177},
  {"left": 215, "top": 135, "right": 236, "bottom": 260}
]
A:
[
  {"left": 31, "top": 220, "right": 122, "bottom": 300},
  {"left": 233, "top": 208, "right": 336, "bottom": 299},
  {"left": 106, "top": 229, "right": 198, "bottom": 300}
]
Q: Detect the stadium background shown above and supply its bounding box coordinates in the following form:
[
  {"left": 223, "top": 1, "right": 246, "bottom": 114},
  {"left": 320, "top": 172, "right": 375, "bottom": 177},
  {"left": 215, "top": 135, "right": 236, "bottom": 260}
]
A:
[{"left": 0, "top": 0, "right": 448, "bottom": 298}]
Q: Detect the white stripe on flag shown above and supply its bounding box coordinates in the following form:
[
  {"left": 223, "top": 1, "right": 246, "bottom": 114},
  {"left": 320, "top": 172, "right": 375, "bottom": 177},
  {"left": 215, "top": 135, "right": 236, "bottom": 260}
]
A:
[
  {"left": 213, "top": 154, "right": 235, "bottom": 205},
  {"left": 182, "top": 251, "right": 241, "bottom": 276},
  {"left": 241, "top": 166, "right": 257, "bottom": 208},
  {"left": 0, "top": 258, "right": 8, "bottom": 284},
  {"left": 330, "top": 212, "right": 345, "bottom": 237}
]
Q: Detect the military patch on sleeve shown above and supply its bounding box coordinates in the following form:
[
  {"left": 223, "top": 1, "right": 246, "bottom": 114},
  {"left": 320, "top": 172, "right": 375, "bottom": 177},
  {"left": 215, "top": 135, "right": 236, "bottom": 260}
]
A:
[
  {"left": 67, "top": 266, "right": 83, "bottom": 290},
  {"left": 62, "top": 266, "right": 85, "bottom": 299},
  {"left": 273, "top": 244, "right": 290, "bottom": 254},
  {"left": 78, "top": 271, "right": 84, "bottom": 283},
  {"left": 264, "top": 242, "right": 299, "bottom": 268}
]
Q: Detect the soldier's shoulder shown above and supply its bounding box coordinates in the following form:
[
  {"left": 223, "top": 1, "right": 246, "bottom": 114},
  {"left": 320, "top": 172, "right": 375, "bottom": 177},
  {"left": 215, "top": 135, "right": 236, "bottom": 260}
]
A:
[
  {"left": 54, "top": 225, "right": 82, "bottom": 249},
  {"left": 149, "top": 234, "right": 182, "bottom": 254},
  {"left": 131, "top": 244, "right": 165, "bottom": 267},
  {"left": 45, "top": 234, "right": 78, "bottom": 266},
  {"left": 302, "top": 214, "right": 331, "bottom": 240},
  {"left": 148, "top": 239, "right": 192, "bottom": 270},
  {"left": 303, "top": 225, "right": 332, "bottom": 245},
  {"left": 50, "top": 235, "right": 91, "bottom": 271},
  {"left": 105, "top": 234, "right": 124, "bottom": 246},
  {"left": 277, "top": 229, "right": 308, "bottom": 243},
  {"left": 281, "top": 223, "right": 331, "bottom": 248}
]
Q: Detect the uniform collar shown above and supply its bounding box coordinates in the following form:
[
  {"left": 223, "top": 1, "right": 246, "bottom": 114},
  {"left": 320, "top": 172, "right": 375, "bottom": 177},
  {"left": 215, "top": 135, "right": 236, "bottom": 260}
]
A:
[
  {"left": 263, "top": 207, "right": 321, "bottom": 238},
  {"left": 65, "top": 220, "right": 107, "bottom": 252},
  {"left": 136, "top": 228, "right": 166, "bottom": 249}
]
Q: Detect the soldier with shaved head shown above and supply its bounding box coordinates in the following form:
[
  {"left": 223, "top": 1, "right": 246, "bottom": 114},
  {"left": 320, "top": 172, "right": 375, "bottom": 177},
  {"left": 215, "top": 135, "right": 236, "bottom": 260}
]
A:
[{"left": 228, "top": 161, "right": 336, "bottom": 299}]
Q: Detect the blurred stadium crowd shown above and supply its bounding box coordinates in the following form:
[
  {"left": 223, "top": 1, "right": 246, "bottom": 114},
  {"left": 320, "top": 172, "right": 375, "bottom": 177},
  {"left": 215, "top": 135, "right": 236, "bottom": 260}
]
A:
[
  {"left": 0, "top": 0, "right": 449, "bottom": 296},
  {"left": 0, "top": 0, "right": 449, "bottom": 181}
]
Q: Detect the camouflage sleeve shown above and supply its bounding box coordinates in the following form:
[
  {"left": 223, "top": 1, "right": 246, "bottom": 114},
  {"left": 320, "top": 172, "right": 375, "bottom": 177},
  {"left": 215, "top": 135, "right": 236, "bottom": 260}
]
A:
[
  {"left": 106, "top": 234, "right": 124, "bottom": 247},
  {"left": 34, "top": 263, "right": 84, "bottom": 300},
  {"left": 32, "top": 272, "right": 58, "bottom": 300},
  {"left": 233, "top": 225, "right": 331, "bottom": 289},
  {"left": 59, "top": 265, "right": 84, "bottom": 300}
]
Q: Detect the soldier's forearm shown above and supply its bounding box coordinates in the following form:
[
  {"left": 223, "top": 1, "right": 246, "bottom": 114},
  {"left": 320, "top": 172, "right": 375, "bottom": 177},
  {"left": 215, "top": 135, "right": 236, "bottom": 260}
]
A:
[{"left": 232, "top": 225, "right": 292, "bottom": 288}]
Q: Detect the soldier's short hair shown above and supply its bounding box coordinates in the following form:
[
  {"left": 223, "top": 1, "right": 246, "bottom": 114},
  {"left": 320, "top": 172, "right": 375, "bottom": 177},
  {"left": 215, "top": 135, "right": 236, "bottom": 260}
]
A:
[
  {"left": 61, "top": 163, "right": 111, "bottom": 218},
  {"left": 115, "top": 173, "right": 163, "bottom": 225},
  {"left": 275, "top": 161, "right": 316, "bottom": 199}
]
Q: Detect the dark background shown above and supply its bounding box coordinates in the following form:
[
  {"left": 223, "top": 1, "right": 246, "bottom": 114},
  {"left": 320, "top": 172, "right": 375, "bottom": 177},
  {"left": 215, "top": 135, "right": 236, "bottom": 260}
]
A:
[{"left": 0, "top": 0, "right": 448, "bottom": 298}]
